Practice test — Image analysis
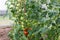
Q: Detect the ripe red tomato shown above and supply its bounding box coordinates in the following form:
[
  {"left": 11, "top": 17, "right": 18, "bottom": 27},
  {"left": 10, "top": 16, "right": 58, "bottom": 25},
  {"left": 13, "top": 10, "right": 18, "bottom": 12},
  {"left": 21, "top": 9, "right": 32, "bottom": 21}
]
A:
[
  {"left": 24, "top": 31, "right": 28, "bottom": 36},
  {"left": 23, "top": 28, "right": 32, "bottom": 36}
]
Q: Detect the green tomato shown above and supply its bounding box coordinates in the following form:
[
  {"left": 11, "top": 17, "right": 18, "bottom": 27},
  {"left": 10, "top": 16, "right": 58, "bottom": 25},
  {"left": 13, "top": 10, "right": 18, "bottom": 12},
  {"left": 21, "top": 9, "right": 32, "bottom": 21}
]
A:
[
  {"left": 17, "top": 3, "right": 20, "bottom": 7},
  {"left": 20, "top": 17, "right": 24, "bottom": 20},
  {"left": 9, "top": 5, "right": 14, "bottom": 8},
  {"left": 16, "top": 7, "right": 19, "bottom": 10}
]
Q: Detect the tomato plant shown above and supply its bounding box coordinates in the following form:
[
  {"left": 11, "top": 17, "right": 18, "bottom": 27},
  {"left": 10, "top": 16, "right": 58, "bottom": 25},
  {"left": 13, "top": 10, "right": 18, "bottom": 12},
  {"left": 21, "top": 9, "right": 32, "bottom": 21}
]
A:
[{"left": 6, "top": 0, "right": 60, "bottom": 40}]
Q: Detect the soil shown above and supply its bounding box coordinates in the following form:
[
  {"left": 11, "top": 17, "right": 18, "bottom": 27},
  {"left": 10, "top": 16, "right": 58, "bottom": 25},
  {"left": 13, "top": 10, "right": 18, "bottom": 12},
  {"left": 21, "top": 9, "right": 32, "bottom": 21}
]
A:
[{"left": 0, "top": 27, "right": 11, "bottom": 40}]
